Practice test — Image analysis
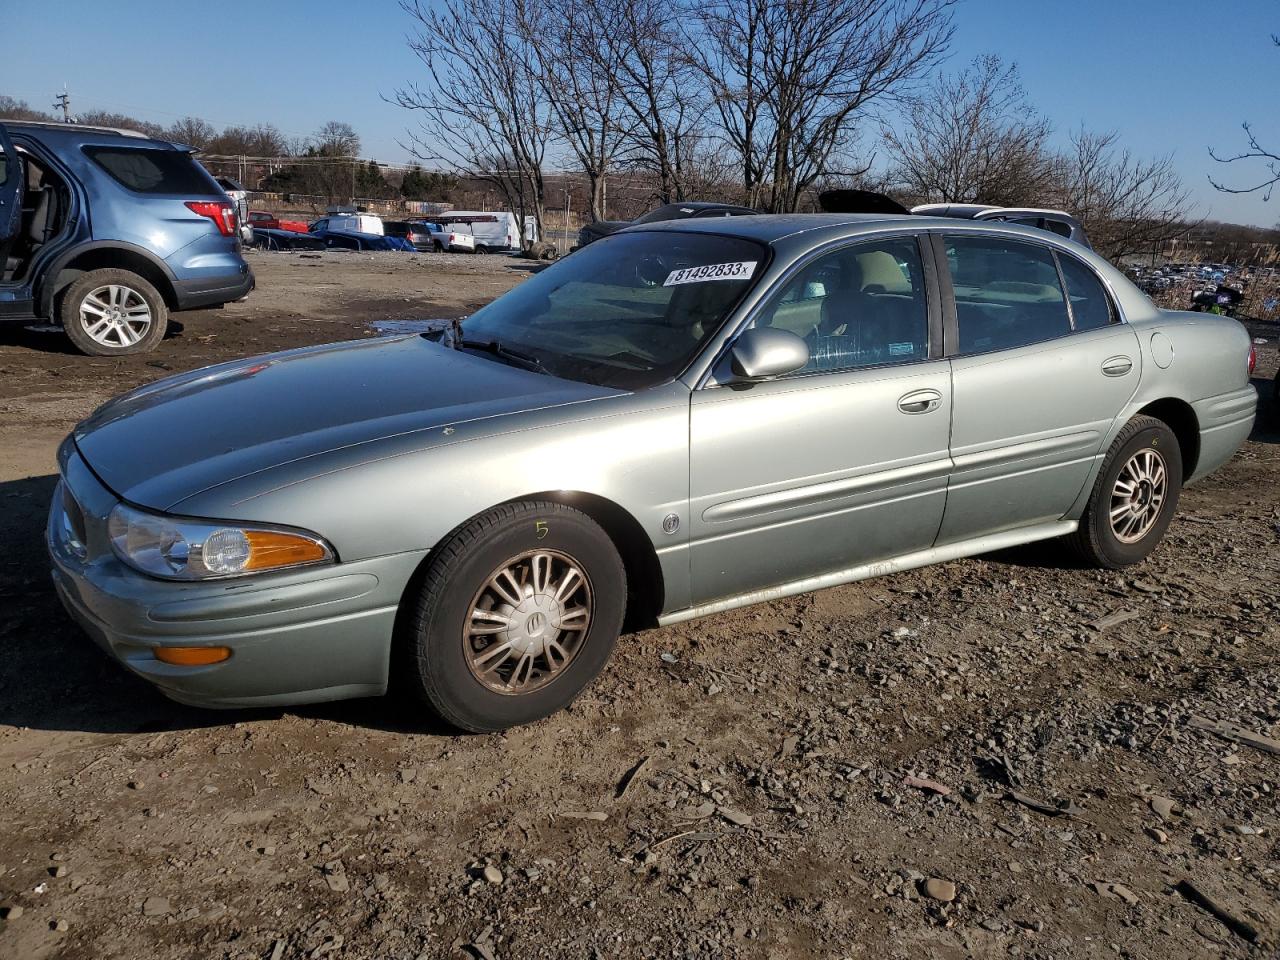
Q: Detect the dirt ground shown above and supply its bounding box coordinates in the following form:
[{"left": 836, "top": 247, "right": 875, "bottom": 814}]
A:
[{"left": 0, "top": 249, "right": 1278, "bottom": 960}]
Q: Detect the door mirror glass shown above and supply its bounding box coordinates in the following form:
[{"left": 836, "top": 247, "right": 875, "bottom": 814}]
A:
[{"left": 728, "top": 327, "right": 810, "bottom": 381}]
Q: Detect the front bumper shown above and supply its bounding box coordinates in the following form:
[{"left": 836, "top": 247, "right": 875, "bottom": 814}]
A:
[{"left": 48, "top": 448, "right": 425, "bottom": 708}]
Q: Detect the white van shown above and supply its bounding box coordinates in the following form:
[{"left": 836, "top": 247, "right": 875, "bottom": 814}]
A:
[{"left": 439, "top": 211, "right": 535, "bottom": 252}]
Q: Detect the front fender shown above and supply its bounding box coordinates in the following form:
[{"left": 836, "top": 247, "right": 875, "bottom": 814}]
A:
[{"left": 169, "top": 383, "right": 697, "bottom": 615}]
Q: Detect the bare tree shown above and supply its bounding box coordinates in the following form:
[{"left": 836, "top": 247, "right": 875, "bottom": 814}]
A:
[
  {"left": 0, "top": 95, "right": 51, "bottom": 122},
  {"left": 75, "top": 110, "right": 165, "bottom": 138},
  {"left": 393, "top": 0, "right": 553, "bottom": 246},
  {"left": 882, "top": 54, "right": 1053, "bottom": 206},
  {"left": 1209, "top": 32, "right": 1279, "bottom": 201},
  {"left": 596, "top": 0, "right": 708, "bottom": 204},
  {"left": 209, "top": 123, "right": 289, "bottom": 158},
  {"left": 165, "top": 116, "right": 216, "bottom": 149},
  {"left": 313, "top": 121, "right": 360, "bottom": 156},
  {"left": 525, "top": 0, "right": 634, "bottom": 221},
  {"left": 1055, "top": 128, "right": 1193, "bottom": 261},
  {"left": 691, "top": 0, "right": 955, "bottom": 212}
]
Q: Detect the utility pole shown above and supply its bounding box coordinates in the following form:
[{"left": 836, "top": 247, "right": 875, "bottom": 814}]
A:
[{"left": 53, "top": 88, "right": 72, "bottom": 123}]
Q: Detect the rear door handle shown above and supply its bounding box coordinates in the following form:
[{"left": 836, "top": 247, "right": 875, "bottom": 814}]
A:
[
  {"left": 898, "top": 388, "right": 942, "bottom": 414},
  {"left": 1102, "top": 356, "right": 1133, "bottom": 377}
]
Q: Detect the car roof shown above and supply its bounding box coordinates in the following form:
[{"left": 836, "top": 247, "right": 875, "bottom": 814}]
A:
[
  {"left": 623, "top": 212, "right": 909, "bottom": 243},
  {"left": 623, "top": 212, "right": 1096, "bottom": 253},
  {"left": 2, "top": 119, "right": 173, "bottom": 146},
  {"left": 668, "top": 201, "right": 754, "bottom": 211}
]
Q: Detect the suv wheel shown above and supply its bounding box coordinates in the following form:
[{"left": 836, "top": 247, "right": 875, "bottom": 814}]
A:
[
  {"left": 1067, "top": 415, "right": 1183, "bottom": 568},
  {"left": 402, "top": 500, "right": 626, "bottom": 732},
  {"left": 60, "top": 269, "right": 168, "bottom": 356}
]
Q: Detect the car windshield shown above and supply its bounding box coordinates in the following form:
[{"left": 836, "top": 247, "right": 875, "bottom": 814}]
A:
[{"left": 459, "top": 230, "right": 767, "bottom": 389}]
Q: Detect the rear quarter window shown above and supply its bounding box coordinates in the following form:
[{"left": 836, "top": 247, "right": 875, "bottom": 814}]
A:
[
  {"left": 1057, "top": 254, "right": 1115, "bottom": 331},
  {"left": 83, "top": 146, "right": 217, "bottom": 195}
]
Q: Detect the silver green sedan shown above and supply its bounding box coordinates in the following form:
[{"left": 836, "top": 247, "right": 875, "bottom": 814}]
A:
[{"left": 48, "top": 215, "right": 1258, "bottom": 731}]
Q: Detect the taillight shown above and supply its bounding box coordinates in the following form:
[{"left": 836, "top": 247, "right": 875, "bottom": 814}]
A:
[
  {"left": 186, "top": 200, "right": 238, "bottom": 237},
  {"left": 1247, "top": 343, "right": 1256, "bottom": 376}
]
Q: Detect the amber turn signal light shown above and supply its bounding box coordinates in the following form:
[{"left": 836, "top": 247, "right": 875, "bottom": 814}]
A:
[
  {"left": 153, "top": 646, "right": 232, "bottom": 666},
  {"left": 243, "top": 530, "right": 329, "bottom": 571}
]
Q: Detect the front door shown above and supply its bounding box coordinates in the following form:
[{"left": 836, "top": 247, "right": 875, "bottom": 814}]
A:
[
  {"left": 688, "top": 235, "right": 952, "bottom": 605},
  {"left": 936, "top": 233, "right": 1141, "bottom": 544}
]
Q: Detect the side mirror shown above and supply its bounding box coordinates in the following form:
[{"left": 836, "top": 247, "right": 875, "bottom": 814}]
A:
[{"left": 728, "top": 327, "right": 810, "bottom": 381}]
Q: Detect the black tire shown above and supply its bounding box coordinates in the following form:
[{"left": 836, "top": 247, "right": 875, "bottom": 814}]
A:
[
  {"left": 433, "top": 241, "right": 444, "bottom": 253},
  {"left": 472, "top": 245, "right": 488, "bottom": 255},
  {"left": 403, "top": 500, "right": 626, "bottom": 732},
  {"left": 1067, "top": 415, "right": 1183, "bottom": 568},
  {"left": 59, "top": 268, "right": 168, "bottom": 356}
]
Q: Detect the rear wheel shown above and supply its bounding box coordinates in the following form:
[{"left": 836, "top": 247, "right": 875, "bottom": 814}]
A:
[
  {"left": 1067, "top": 415, "right": 1182, "bottom": 568},
  {"left": 403, "top": 500, "right": 626, "bottom": 732},
  {"left": 60, "top": 268, "right": 168, "bottom": 356}
]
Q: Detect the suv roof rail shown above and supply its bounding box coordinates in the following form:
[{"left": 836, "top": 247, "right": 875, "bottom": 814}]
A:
[
  {"left": 814, "top": 190, "right": 1092, "bottom": 249},
  {"left": 910, "top": 203, "right": 1091, "bottom": 250},
  {"left": 2, "top": 119, "right": 150, "bottom": 139}
]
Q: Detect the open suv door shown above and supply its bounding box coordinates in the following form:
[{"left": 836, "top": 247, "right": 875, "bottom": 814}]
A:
[{"left": 0, "top": 124, "right": 26, "bottom": 278}]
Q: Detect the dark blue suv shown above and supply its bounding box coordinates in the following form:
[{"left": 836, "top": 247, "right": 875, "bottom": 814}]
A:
[{"left": 0, "top": 121, "right": 253, "bottom": 355}]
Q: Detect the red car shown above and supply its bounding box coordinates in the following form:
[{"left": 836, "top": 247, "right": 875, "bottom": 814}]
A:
[{"left": 247, "top": 211, "right": 309, "bottom": 233}]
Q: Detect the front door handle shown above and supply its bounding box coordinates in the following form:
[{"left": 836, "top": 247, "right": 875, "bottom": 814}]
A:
[
  {"left": 1102, "top": 356, "right": 1133, "bottom": 377},
  {"left": 898, "top": 388, "right": 942, "bottom": 414}
]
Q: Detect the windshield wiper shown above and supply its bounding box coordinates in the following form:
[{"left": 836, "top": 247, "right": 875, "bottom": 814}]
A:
[{"left": 457, "top": 337, "right": 551, "bottom": 376}]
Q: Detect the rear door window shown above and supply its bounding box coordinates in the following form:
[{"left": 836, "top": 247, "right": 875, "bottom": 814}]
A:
[
  {"left": 945, "top": 236, "right": 1070, "bottom": 354},
  {"left": 83, "top": 146, "right": 215, "bottom": 195}
]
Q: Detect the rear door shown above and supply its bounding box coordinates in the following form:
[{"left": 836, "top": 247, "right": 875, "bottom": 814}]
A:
[
  {"left": 934, "top": 232, "right": 1140, "bottom": 544},
  {"left": 0, "top": 124, "right": 24, "bottom": 261}
]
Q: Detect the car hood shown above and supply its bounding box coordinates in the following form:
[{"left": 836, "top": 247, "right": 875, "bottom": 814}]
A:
[{"left": 74, "top": 335, "right": 619, "bottom": 511}]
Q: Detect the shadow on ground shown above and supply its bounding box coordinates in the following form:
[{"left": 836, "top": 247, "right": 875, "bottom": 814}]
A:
[
  {"left": 0, "top": 473, "right": 449, "bottom": 737},
  {"left": 4, "top": 370, "right": 1273, "bottom": 736}
]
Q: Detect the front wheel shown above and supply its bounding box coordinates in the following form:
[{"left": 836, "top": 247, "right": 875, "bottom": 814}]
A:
[
  {"left": 59, "top": 269, "right": 168, "bottom": 356},
  {"left": 403, "top": 500, "right": 626, "bottom": 732},
  {"left": 1067, "top": 415, "right": 1182, "bottom": 568}
]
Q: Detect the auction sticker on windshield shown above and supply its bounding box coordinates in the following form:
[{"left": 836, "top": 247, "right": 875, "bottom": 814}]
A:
[{"left": 664, "top": 261, "right": 758, "bottom": 286}]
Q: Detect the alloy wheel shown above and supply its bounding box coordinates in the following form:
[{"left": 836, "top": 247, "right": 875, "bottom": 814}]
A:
[
  {"left": 463, "top": 549, "right": 593, "bottom": 695},
  {"left": 1109, "top": 449, "right": 1168, "bottom": 543},
  {"left": 78, "top": 284, "right": 152, "bottom": 348}
]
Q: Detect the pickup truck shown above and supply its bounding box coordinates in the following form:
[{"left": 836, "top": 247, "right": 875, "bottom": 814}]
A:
[
  {"left": 410, "top": 219, "right": 477, "bottom": 253},
  {"left": 247, "top": 210, "right": 310, "bottom": 233}
]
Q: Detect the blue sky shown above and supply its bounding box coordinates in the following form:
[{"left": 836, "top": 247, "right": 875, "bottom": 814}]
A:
[{"left": 3, "top": 0, "right": 1278, "bottom": 226}]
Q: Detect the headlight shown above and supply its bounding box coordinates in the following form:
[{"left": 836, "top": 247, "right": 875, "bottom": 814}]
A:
[{"left": 107, "top": 503, "right": 333, "bottom": 580}]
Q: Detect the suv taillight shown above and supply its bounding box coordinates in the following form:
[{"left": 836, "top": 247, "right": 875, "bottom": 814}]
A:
[
  {"left": 186, "top": 200, "right": 238, "bottom": 237},
  {"left": 1248, "top": 343, "right": 1256, "bottom": 376}
]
